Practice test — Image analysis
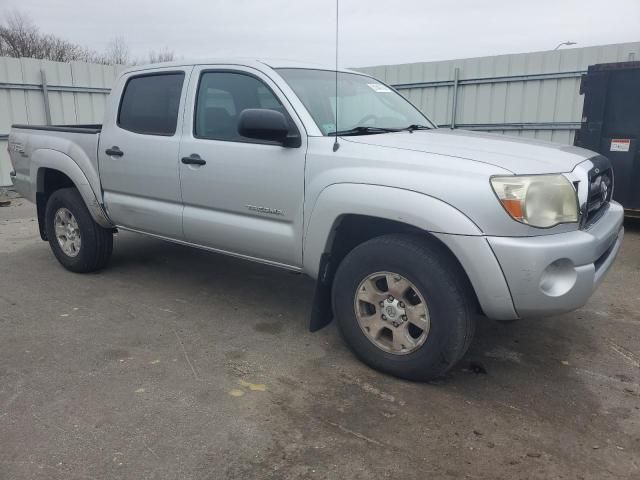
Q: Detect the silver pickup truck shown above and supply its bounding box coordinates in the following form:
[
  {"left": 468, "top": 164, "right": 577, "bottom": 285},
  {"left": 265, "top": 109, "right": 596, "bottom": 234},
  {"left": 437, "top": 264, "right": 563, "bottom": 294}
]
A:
[{"left": 8, "top": 59, "right": 624, "bottom": 380}]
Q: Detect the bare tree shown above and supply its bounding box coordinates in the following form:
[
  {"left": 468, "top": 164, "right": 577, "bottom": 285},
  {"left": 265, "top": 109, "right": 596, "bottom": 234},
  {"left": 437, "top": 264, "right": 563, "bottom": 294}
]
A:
[
  {"left": 147, "top": 48, "right": 175, "bottom": 64},
  {"left": 102, "top": 36, "right": 130, "bottom": 65},
  {"left": 0, "top": 10, "right": 95, "bottom": 61},
  {"left": 0, "top": 11, "right": 39, "bottom": 58},
  {"left": 1, "top": 10, "right": 178, "bottom": 66}
]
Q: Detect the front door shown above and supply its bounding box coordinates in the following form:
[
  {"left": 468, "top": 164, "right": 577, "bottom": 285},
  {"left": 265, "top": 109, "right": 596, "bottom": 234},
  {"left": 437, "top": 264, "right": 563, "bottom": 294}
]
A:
[
  {"left": 179, "top": 66, "right": 307, "bottom": 268},
  {"left": 99, "top": 67, "right": 191, "bottom": 238}
]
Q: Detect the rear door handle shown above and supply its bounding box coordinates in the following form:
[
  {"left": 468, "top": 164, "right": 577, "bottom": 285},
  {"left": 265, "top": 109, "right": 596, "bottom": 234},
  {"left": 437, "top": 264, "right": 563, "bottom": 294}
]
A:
[
  {"left": 105, "top": 146, "right": 124, "bottom": 157},
  {"left": 181, "top": 154, "right": 206, "bottom": 166}
]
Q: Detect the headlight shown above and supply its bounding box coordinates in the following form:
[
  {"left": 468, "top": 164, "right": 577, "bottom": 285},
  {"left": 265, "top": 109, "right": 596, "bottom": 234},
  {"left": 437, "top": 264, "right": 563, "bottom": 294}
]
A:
[{"left": 490, "top": 174, "right": 578, "bottom": 228}]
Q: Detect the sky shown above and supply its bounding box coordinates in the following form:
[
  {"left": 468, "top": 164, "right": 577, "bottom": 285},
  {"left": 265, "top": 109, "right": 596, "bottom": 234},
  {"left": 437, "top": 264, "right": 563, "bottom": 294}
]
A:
[{"left": 2, "top": 0, "right": 640, "bottom": 67}]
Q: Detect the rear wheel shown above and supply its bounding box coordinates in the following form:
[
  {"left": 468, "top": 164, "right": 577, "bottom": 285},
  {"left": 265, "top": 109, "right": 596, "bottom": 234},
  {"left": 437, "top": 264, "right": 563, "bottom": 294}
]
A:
[
  {"left": 45, "top": 188, "right": 113, "bottom": 273},
  {"left": 332, "top": 234, "right": 476, "bottom": 381}
]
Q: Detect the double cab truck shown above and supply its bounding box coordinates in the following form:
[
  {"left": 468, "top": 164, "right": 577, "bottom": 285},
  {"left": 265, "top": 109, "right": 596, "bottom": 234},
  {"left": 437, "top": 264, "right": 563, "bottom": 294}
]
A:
[{"left": 8, "top": 59, "right": 624, "bottom": 380}]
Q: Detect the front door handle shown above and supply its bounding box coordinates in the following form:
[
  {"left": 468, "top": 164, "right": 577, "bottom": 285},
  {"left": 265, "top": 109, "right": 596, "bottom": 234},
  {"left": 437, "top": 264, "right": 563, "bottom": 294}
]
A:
[
  {"left": 181, "top": 154, "right": 206, "bottom": 166},
  {"left": 105, "top": 146, "right": 124, "bottom": 157}
]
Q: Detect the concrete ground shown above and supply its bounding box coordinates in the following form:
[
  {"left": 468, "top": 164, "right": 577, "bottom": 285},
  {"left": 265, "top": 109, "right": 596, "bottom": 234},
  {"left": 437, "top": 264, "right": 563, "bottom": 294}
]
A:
[{"left": 1, "top": 199, "right": 638, "bottom": 480}]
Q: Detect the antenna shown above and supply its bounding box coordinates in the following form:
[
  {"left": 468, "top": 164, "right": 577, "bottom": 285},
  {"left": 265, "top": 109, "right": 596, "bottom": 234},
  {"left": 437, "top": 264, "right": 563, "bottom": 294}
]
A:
[{"left": 332, "top": 0, "right": 340, "bottom": 152}]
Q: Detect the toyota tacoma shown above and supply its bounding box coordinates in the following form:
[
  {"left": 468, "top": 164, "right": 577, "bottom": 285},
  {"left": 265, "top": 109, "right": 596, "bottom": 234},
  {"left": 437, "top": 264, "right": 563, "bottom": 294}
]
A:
[{"left": 8, "top": 60, "right": 624, "bottom": 380}]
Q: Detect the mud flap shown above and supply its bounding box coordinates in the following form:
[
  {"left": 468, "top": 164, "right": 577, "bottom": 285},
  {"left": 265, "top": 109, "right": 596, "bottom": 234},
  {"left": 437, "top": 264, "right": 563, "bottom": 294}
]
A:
[
  {"left": 36, "top": 192, "right": 47, "bottom": 241},
  {"left": 309, "top": 253, "right": 334, "bottom": 332}
]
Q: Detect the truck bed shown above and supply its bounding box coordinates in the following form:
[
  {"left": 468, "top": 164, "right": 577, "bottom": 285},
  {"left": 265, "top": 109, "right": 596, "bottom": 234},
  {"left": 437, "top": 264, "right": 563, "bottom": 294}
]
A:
[{"left": 9, "top": 124, "right": 103, "bottom": 204}]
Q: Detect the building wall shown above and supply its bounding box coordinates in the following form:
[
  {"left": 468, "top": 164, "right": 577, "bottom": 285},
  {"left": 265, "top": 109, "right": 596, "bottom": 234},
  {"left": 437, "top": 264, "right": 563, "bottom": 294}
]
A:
[
  {"left": 356, "top": 42, "right": 640, "bottom": 145},
  {"left": 0, "top": 57, "right": 123, "bottom": 186}
]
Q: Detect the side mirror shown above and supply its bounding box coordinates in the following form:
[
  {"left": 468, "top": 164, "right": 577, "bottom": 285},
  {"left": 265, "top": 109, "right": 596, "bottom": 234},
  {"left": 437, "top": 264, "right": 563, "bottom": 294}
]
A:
[{"left": 237, "top": 109, "right": 300, "bottom": 147}]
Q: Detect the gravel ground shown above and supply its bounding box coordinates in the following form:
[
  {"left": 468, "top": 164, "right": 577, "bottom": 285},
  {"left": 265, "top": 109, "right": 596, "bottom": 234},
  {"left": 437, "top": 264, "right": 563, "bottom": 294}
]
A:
[{"left": 1, "top": 200, "right": 639, "bottom": 480}]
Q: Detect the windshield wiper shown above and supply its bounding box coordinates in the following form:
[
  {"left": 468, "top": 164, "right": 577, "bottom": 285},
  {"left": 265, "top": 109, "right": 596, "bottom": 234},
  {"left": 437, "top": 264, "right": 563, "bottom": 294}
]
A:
[
  {"left": 401, "top": 124, "right": 431, "bottom": 133},
  {"left": 328, "top": 126, "right": 401, "bottom": 136},
  {"left": 329, "top": 124, "right": 431, "bottom": 136}
]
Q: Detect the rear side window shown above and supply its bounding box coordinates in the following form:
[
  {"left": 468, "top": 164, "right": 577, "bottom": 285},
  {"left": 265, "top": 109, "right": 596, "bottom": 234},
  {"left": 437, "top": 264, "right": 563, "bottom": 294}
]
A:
[{"left": 118, "top": 73, "right": 185, "bottom": 136}]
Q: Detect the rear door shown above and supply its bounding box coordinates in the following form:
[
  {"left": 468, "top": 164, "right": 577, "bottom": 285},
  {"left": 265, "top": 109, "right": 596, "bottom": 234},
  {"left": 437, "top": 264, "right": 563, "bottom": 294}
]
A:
[
  {"left": 99, "top": 67, "right": 191, "bottom": 238},
  {"left": 178, "top": 65, "right": 307, "bottom": 268}
]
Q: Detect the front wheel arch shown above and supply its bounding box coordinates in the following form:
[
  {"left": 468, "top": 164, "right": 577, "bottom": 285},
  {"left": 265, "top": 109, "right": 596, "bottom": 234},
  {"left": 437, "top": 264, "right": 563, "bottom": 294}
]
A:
[
  {"left": 309, "top": 214, "right": 480, "bottom": 332},
  {"left": 332, "top": 233, "right": 477, "bottom": 380},
  {"left": 303, "top": 183, "right": 483, "bottom": 279}
]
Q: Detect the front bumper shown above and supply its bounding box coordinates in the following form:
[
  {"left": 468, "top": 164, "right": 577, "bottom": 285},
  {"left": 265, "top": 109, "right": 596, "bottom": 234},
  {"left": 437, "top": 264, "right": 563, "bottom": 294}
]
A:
[{"left": 487, "top": 201, "right": 624, "bottom": 318}]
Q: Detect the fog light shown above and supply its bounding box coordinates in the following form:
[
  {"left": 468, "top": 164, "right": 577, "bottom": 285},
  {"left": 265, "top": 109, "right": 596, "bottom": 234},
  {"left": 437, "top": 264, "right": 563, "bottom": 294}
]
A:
[{"left": 539, "top": 259, "right": 577, "bottom": 297}]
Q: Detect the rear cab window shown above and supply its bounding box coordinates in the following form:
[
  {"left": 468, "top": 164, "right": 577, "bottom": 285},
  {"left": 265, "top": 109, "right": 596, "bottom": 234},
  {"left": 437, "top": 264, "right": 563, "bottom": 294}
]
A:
[{"left": 118, "top": 72, "right": 185, "bottom": 136}]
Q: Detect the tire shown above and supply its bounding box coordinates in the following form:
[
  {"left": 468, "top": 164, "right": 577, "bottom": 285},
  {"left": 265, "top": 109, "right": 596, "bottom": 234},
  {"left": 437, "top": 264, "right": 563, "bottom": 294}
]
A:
[
  {"left": 44, "top": 188, "right": 113, "bottom": 273},
  {"left": 332, "top": 234, "right": 476, "bottom": 381}
]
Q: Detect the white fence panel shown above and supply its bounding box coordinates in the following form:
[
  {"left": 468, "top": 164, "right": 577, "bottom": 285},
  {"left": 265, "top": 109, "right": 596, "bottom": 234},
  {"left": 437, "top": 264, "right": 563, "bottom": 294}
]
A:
[
  {"left": 357, "top": 42, "right": 640, "bottom": 146},
  {"left": 0, "top": 57, "right": 123, "bottom": 187}
]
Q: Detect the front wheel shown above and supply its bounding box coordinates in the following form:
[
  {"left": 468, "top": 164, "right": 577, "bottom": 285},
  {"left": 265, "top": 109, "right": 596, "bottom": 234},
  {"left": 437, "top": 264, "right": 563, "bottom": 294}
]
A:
[
  {"left": 45, "top": 188, "right": 113, "bottom": 273},
  {"left": 332, "top": 234, "right": 476, "bottom": 381}
]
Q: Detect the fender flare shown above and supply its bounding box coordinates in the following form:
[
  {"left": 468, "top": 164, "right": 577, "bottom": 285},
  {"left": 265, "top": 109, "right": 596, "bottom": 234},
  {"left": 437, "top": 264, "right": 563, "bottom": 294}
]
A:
[
  {"left": 302, "top": 183, "right": 483, "bottom": 278},
  {"left": 303, "top": 183, "right": 517, "bottom": 329},
  {"left": 31, "top": 149, "right": 113, "bottom": 228}
]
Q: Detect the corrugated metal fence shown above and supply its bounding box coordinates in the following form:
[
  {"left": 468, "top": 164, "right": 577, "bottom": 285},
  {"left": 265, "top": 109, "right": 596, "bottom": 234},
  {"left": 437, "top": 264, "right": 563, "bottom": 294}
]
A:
[
  {"left": 357, "top": 42, "right": 640, "bottom": 145},
  {"left": 0, "top": 57, "right": 123, "bottom": 186},
  {"left": 2, "top": 42, "right": 640, "bottom": 186}
]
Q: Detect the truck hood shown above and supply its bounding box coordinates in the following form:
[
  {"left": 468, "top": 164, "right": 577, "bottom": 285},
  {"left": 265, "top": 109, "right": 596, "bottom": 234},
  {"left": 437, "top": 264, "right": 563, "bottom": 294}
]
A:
[{"left": 343, "top": 128, "right": 596, "bottom": 174}]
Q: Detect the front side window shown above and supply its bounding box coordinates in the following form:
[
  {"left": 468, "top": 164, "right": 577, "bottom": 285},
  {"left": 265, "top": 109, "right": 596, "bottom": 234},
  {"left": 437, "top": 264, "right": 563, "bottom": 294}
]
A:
[
  {"left": 194, "top": 71, "right": 290, "bottom": 142},
  {"left": 118, "top": 72, "right": 185, "bottom": 136},
  {"left": 277, "top": 68, "right": 433, "bottom": 135}
]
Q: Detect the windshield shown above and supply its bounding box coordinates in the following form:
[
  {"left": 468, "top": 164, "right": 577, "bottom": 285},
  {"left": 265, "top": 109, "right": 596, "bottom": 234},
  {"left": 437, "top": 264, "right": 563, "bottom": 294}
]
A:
[{"left": 277, "top": 68, "right": 434, "bottom": 135}]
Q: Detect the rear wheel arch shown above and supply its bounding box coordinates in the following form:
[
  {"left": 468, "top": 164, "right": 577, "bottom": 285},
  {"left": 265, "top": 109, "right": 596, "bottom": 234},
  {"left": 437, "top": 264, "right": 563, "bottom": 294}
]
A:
[
  {"left": 44, "top": 187, "right": 113, "bottom": 272},
  {"left": 35, "top": 168, "right": 76, "bottom": 240},
  {"left": 37, "top": 167, "right": 75, "bottom": 194},
  {"left": 31, "top": 153, "right": 113, "bottom": 239}
]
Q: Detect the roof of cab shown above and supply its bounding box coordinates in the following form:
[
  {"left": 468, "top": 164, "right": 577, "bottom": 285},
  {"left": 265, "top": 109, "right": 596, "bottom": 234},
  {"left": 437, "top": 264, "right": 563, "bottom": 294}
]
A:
[{"left": 120, "top": 58, "right": 360, "bottom": 76}]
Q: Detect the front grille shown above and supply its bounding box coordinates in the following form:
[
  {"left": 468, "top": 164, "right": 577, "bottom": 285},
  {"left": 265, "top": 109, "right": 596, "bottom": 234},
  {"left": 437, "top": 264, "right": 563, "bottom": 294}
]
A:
[{"left": 583, "top": 164, "right": 613, "bottom": 226}]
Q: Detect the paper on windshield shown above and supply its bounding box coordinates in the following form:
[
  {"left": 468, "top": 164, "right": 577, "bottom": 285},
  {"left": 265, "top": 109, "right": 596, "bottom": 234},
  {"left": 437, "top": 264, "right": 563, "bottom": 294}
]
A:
[{"left": 367, "top": 83, "right": 392, "bottom": 93}]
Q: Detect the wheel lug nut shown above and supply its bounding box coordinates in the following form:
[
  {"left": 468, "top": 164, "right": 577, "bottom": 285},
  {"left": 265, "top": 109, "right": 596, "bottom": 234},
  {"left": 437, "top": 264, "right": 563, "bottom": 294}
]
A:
[
  {"left": 399, "top": 302, "right": 405, "bottom": 308},
  {"left": 381, "top": 315, "right": 387, "bottom": 320},
  {"left": 379, "top": 301, "right": 384, "bottom": 306},
  {"left": 402, "top": 315, "right": 408, "bottom": 321},
  {"left": 388, "top": 295, "right": 394, "bottom": 301}
]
